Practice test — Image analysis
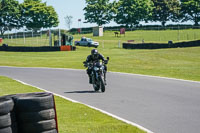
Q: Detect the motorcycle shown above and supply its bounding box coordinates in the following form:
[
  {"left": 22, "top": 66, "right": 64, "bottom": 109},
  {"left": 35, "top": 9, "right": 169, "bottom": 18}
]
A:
[{"left": 83, "top": 57, "right": 109, "bottom": 92}]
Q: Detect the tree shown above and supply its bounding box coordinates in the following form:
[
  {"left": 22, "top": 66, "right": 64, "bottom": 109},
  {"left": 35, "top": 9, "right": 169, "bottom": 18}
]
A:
[
  {"left": 83, "top": 0, "right": 113, "bottom": 26},
  {"left": 0, "top": 0, "right": 21, "bottom": 36},
  {"left": 180, "top": 0, "right": 200, "bottom": 26},
  {"left": 21, "top": 0, "right": 59, "bottom": 30},
  {"left": 64, "top": 15, "right": 73, "bottom": 30},
  {"left": 151, "top": 0, "right": 181, "bottom": 26},
  {"left": 114, "top": 0, "right": 154, "bottom": 28}
]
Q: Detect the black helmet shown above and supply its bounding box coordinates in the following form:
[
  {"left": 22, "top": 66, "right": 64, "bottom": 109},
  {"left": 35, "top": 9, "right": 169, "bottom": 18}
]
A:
[
  {"left": 91, "top": 49, "right": 99, "bottom": 59},
  {"left": 91, "top": 49, "right": 98, "bottom": 55}
]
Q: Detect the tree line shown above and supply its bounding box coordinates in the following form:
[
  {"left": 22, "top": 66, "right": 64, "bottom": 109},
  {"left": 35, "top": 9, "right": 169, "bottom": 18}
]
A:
[
  {"left": 0, "top": 0, "right": 199, "bottom": 36},
  {"left": 0, "top": 0, "right": 59, "bottom": 36},
  {"left": 84, "top": 0, "right": 200, "bottom": 27}
]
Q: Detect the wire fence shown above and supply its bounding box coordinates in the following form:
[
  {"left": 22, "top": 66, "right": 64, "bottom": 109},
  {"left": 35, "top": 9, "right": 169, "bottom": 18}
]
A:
[
  {"left": 0, "top": 28, "right": 63, "bottom": 47},
  {"left": 0, "top": 26, "right": 200, "bottom": 47}
]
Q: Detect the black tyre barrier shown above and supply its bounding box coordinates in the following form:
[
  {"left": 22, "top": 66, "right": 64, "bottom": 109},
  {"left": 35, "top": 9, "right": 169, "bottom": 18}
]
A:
[
  {"left": 123, "top": 40, "right": 200, "bottom": 49},
  {"left": 10, "top": 112, "right": 17, "bottom": 123},
  {"left": 0, "top": 46, "right": 76, "bottom": 52},
  {"left": 19, "top": 119, "right": 56, "bottom": 133},
  {"left": 15, "top": 93, "right": 54, "bottom": 112},
  {"left": 0, "top": 98, "right": 14, "bottom": 115},
  {"left": 0, "top": 46, "right": 60, "bottom": 52},
  {"left": 18, "top": 108, "right": 55, "bottom": 123},
  {"left": 0, "top": 92, "right": 58, "bottom": 133},
  {"left": 42, "top": 129, "right": 58, "bottom": 133},
  {"left": 10, "top": 122, "right": 18, "bottom": 133},
  {"left": 0, "top": 113, "right": 11, "bottom": 128},
  {"left": 0, "top": 127, "right": 12, "bottom": 133}
]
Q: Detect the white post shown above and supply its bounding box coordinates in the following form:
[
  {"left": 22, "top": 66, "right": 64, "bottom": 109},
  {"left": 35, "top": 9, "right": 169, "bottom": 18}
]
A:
[
  {"left": 15, "top": 28, "right": 17, "bottom": 45},
  {"left": 118, "top": 40, "right": 120, "bottom": 48},
  {"left": 23, "top": 30, "right": 25, "bottom": 45},
  {"left": 8, "top": 31, "right": 9, "bottom": 43},
  {"left": 58, "top": 29, "right": 61, "bottom": 46},
  {"left": 37, "top": 36, "right": 39, "bottom": 46},
  {"left": 11, "top": 36, "right": 13, "bottom": 43},
  {"left": 178, "top": 25, "right": 180, "bottom": 41}
]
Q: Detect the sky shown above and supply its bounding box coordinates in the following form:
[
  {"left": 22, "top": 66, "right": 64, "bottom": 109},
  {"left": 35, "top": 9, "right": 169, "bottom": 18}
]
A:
[
  {"left": 17, "top": 0, "right": 192, "bottom": 30},
  {"left": 17, "top": 0, "right": 118, "bottom": 29}
]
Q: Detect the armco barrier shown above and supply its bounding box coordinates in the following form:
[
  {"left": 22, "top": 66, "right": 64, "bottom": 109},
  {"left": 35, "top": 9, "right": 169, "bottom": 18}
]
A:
[
  {"left": 0, "top": 92, "right": 58, "bottom": 133},
  {"left": 123, "top": 40, "right": 200, "bottom": 49}
]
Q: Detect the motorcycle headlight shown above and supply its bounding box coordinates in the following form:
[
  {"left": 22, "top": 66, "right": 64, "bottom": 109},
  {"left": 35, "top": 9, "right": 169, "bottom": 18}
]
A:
[{"left": 94, "top": 67, "right": 99, "bottom": 71}]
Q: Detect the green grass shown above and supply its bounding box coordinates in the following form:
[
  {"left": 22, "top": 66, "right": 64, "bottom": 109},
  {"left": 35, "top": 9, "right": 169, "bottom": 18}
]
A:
[
  {"left": 0, "top": 76, "right": 146, "bottom": 133},
  {"left": 1, "top": 30, "right": 200, "bottom": 133},
  {"left": 0, "top": 46, "right": 200, "bottom": 81},
  {"left": 74, "top": 29, "right": 200, "bottom": 43},
  {"left": 1, "top": 29, "right": 199, "bottom": 81},
  {"left": 2, "top": 29, "right": 200, "bottom": 47}
]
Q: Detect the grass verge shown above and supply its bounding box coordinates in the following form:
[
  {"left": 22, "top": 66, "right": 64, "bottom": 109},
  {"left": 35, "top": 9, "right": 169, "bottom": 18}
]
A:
[
  {"left": 0, "top": 46, "right": 200, "bottom": 81},
  {"left": 0, "top": 76, "right": 146, "bottom": 133}
]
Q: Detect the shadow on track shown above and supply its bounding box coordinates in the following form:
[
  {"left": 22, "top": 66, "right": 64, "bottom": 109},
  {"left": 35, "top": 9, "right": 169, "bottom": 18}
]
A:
[{"left": 65, "top": 90, "right": 100, "bottom": 94}]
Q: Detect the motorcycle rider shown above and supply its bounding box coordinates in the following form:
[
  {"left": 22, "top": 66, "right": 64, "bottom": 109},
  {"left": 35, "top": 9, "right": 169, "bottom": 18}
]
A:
[{"left": 84, "top": 49, "right": 107, "bottom": 84}]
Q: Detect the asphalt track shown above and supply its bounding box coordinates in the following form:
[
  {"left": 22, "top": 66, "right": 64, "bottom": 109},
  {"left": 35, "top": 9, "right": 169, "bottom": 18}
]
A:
[{"left": 0, "top": 66, "right": 200, "bottom": 133}]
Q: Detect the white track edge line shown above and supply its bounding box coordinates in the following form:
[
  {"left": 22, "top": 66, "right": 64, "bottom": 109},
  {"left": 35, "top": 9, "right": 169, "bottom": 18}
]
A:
[{"left": 14, "top": 79, "right": 154, "bottom": 133}]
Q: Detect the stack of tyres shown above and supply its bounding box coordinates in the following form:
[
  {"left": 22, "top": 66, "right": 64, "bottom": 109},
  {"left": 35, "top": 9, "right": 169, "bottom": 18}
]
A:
[
  {"left": 14, "top": 93, "right": 57, "bottom": 133},
  {"left": 0, "top": 96, "right": 17, "bottom": 133}
]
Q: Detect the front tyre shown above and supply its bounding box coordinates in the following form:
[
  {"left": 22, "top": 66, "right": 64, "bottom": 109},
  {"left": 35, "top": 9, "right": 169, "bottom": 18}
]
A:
[
  {"left": 93, "top": 84, "right": 100, "bottom": 92},
  {"left": 92, "top": 76, "right": 99, "bottom": 91},
  {"left": 100, "top": 76, "right": 105, "bottom": 92}
]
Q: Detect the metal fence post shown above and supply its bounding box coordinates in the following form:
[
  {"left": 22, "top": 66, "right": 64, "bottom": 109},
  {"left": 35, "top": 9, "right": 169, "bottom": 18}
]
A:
[
  {"left": 49, "top": 29, "right": 52, "bottom": 46},
  {"left": 23, "top": 30, "right": 25, "bottom": 45},
  {"left": 118, "top": 40, "right": 121, "bottom": 48}
]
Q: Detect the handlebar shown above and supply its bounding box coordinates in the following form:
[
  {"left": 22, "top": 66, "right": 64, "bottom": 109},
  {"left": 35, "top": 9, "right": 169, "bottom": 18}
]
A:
[
  {"left": 83, "top": 59, "right": 109, "bottom": 68},
  {"left": 83, "top": 57, "right": 109, "bottom": 67}
]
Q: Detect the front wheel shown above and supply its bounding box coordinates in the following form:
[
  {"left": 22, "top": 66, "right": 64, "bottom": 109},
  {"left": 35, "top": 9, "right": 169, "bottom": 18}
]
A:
[
  {"left": 99, "top": 76, "right": 105, "bottom": 92},
  {"left": 92, "top": 76, "right": 99, "bottom": 91},
  {"left": 93, "top": 84, "right": 100, "bottom": 92}
]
